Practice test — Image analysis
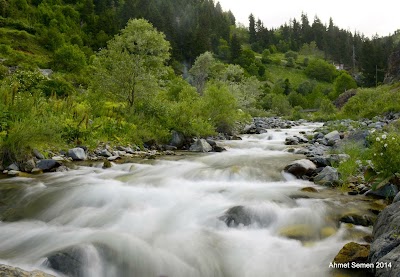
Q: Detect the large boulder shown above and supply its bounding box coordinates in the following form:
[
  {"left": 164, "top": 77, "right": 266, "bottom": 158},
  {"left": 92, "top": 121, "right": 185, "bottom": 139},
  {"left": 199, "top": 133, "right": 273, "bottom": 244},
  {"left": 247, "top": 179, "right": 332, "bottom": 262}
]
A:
[
  {"left": 189, "top": 139, "right": 212, "bottom": 153},
  {"left": 36, "top": 159, "right": 62, "bottom": 172},
  {"left": 324, "top": 130, "right": 341, "bottom": 146},
  {"left": 68, "top": 147, "right": 87, "bottom": 161},
  {"left": 313, "top": 166, "right": 339, "bottom": 186},
  {"left": 170, "top": 130, "right": 185, "bottom": 148},
  {"left": 284, "top": 159, "right": 316, "bottom": 178},
  {"left": 67, "top": 148, "right": 87, "bottom": 161},
  {"left": 369, "top": 201, "right": 400, "bottom": 276},
  {"left": 0, "top": 264, "right": 54, "bottom": 277}
]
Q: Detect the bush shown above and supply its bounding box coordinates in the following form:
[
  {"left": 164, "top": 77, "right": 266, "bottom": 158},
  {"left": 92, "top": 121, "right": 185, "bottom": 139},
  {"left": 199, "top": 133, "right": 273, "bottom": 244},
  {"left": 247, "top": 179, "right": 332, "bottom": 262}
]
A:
[
  {"left": 53, "top": 44, "right": 87, "bottom": 72},
  {"left": 284, "top": 51, "right": 298, "bottom": 60},
  {"left": 200, "top": 83, "right": 244, "bottom": 134},
  {"left": 370, "top": 131, "right": 400, "bottom": 179},
  {"left": 331, "top": 72, "right": 357, "bottom": 100},
  {"left": 305, "top": 59, "right": 338, "bottom": 83}
]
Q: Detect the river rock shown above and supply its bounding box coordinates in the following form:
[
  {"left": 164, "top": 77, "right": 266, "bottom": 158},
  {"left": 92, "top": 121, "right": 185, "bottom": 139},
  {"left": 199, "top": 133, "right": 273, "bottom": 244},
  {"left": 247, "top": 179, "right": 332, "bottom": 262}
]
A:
[
  {"left": 365, "top": 184, "right": 399, "bottom": 199},
  {"left": 103, "top": 160, "right": 112, "bottom": 169},
  {"left": 300, "top": 187, "right": 319, "bottom": 193},
  {"left": 243, "top": 123, "right": 257, "bottom": 134},
  {"left": 33, "top": 149, "right": 45, "bottom": 160},
  {"left": 170, "top": 130, "right": 185, "bottom": 148},
  {"left": 219, "top": 206, "right": 251, "bottom": 227},
  {"left": 18, "top": 159, "right": 36, "bottom": 173},
  {"left": 7, "top": 170, "right": 22, "bottom": 177},
  {"left": 6, "top": 163, "right": 19, "bottom": 171},
  {"left": 285, "top": 136, "right": 299, "bottom": 145},
  {"left": 46, "top": 246, "right": 87, "bottom": 277},
  {"left": 313, "top": 166, "right": 339, "bottom": 186},
  {"left": 369, "top": 201, "right": 400, "bottom": 277},
  {"left": 324, "top": 130, "right": 341, "bottom": 146},
  {"left": 279, "top": 224, "right": 316, "bottom": 241},
  {"left": 393, "top": 192, "right": 400, "bottom": 203},
  {"left": 99, "top": 149, "right": 112, "bottom": 157},
  {"left": 68, "top": 148, "right": 87, "bottom": 161},
  {"left": 213, "top": 145, "right": 226, "bottom": 152},
  {"left": 189, "top": 139, "right": 212, "bottom": 152},
  {"left": 0, "top": 264, "right": 54, "bottom": 277},
  {"left": 339, "top": 214, "right": 375, "bottom": 227},
  {"left": 333, "top": 242, "right": 370, "bottom": 263},
  {"left": 284, "top": 159, "right": 316, "bottom": 178},
  {"left": 308, "top": 156, "right": 330, "bottom": 167},
  {"left": 163, "top": 145, "right": 177, "bottom": 151},
  {"left": 37, "top": 159, "right": 61, "bottom": 172}
]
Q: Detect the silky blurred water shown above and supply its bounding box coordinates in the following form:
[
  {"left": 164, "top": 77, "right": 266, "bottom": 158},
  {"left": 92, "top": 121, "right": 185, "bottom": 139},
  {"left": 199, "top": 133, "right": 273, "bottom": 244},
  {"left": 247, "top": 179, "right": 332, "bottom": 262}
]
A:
[{"left": 0, "top": 123, "right": 371, "bottom": 277}]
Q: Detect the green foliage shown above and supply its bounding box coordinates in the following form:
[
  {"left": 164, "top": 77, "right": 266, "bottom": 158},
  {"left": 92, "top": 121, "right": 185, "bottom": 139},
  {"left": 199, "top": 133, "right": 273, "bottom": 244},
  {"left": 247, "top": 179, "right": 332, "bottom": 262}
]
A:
[
  {"left": 305, "top": 59, "right": 338, "bottom": 82},
  {"left": 333, "top": 141, "right": 371, "bottom": 185},
  {"left": 200, "top": 82, "right": 244, "bottom": 134},
  {"left": 284, "top": 51, "right": 298, "bottom": 60},
  {"left": 261, "top": 93, "right": 292, "bottom": 116},
  {"left": 370, "top": 131, "right": 400, "bottom": 179},
  {"left": 286, "top": 57, "right": 295, "bottom": 68},
  {"left": 342, "top": 85, "right": 400, "bottom": 119},
  {"left": 189, "top": 51, "right": 215, "bottom": 94},
  {"left": 261, "top": 49, "right": 271, "bottom": 64},
  {"left": 331, "top": 71, "right": 357, "bottom": 99},
  {"left": 53, "top": 44, "right": 87, "bottom": 72},
  {"left": 92, "top": 18, "right": 170, "bottom": 109}
]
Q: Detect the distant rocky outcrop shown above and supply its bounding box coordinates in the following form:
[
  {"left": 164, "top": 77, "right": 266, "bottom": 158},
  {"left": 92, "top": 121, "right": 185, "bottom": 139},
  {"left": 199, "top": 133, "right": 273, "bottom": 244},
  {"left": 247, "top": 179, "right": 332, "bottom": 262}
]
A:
[{"left": 384, "top": 49, "right": 400, "bottom": 84}]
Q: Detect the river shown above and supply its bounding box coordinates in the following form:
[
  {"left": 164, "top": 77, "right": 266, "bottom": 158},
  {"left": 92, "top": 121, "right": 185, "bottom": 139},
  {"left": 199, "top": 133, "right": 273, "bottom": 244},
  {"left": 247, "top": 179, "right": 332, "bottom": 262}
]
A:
[{"left": 0, "top": 123, "right": 372, "bottom": 277}]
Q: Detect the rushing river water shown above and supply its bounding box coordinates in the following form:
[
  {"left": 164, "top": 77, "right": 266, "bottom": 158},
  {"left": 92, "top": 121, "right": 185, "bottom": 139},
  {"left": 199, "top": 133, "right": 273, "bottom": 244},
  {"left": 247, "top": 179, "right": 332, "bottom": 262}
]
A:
[{"left": 0, "top": 123, "right": 373, "bottom": 277}]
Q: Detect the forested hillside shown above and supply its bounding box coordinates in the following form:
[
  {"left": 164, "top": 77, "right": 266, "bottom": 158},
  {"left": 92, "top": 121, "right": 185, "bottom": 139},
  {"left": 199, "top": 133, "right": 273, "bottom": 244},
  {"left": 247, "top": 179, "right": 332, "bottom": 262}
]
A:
[{"left": 1, "top": 0, "right": 400, "bottom": 167}]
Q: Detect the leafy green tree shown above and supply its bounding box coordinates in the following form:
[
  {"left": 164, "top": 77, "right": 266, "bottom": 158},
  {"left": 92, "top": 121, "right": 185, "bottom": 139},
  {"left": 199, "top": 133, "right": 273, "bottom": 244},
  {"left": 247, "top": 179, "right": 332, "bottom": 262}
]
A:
[
  {"left": 331, "top": 72, "right": 357, "bottom": 99},
  {"left": 200, "top": 82, "right": 242, "bottom": 134},
  {"left": 305, "top": 59, "right": 338, "bottom": 82},
  {"left": 189, "top": 51, "right": 216, "bottom": 94},
  {"left": 92, "top": 19, "right": 170, "bottom": 109}
]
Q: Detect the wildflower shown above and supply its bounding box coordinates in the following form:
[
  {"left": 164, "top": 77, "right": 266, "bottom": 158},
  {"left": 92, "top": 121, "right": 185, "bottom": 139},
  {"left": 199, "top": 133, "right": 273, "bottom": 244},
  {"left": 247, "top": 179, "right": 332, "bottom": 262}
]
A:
[
  {"left": 393, "top": 137, "right": 396, "bottom": 140},
  {"left": 370, "top": 129, "right": 376, "bottom": 134},
  {"left": 380, "top": 153, "right": 384, "bottom": 156},
  {"left": 376, "top": 137, "right": 381, "bottom": 142},
  {"left": 374, "top": 153, "right": 377, "bottom": 156},
  {"left": 384, "top": 144, "right": 388, "bottom": 148},
  {"left": 382, "top": 134, "right": 387, "bottom": 139}
]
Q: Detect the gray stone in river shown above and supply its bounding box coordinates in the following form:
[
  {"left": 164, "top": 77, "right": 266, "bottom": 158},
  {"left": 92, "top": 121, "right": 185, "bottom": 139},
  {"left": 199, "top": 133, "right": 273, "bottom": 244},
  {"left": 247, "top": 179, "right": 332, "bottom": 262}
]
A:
[
  {"left": 68, "top": 148, "right": 87, "bottom": 161},
  {"left": 189, "top": 139, "right": 212, "bottom": 152}
]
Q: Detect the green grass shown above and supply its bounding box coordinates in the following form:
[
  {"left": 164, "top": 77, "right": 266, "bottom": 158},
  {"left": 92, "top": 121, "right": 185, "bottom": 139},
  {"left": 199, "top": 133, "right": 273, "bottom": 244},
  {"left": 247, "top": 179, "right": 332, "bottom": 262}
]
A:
[{"left": 0, "top": 28, "right": 51, "bottom": 68}]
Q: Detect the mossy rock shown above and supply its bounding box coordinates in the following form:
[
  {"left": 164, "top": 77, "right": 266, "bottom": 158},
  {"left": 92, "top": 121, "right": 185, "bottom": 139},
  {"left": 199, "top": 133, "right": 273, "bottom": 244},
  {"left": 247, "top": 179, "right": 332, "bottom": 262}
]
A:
[
  {"left": 333, "top": 242, "right": 370, "bottom": 263},
  {"left": 320, "top": 226, "right": 337, "bottom": 238},
  {"left": 279, "top": 224, "right": 316, "bottom": 240},
  {"left": 300, "top": 187, "right": 319, "bottom": 193},
  {"left": 102, "top": 160, "right": 112, "bottom": 169}
]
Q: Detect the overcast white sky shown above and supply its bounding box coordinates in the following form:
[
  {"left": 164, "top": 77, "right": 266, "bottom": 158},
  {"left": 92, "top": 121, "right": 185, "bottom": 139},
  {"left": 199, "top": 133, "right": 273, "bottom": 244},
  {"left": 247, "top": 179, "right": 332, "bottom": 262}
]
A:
[{"left": 217, "top": 0, "right": 399, "bottom": 38}]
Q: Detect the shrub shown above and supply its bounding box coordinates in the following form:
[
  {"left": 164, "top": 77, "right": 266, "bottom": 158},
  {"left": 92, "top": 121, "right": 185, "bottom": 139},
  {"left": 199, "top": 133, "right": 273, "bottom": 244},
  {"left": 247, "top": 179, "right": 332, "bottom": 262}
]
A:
[
  {"left": 305, "top": 59, "right": 338, "bottom": 83},
  {"left": 284, "top": 51, "right": 298, "bottom": 60},
  {"left": 53, "top": 44, "right": 87, "bottom": 72},
  {"left": 370, "top": 131, "right": 400, "bottom": 179}
]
